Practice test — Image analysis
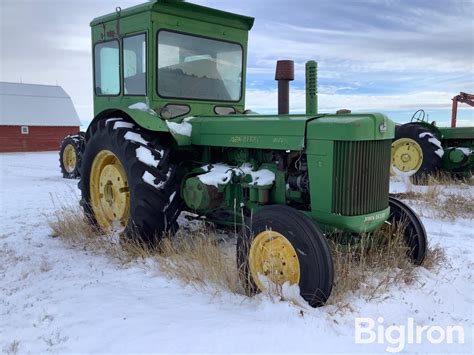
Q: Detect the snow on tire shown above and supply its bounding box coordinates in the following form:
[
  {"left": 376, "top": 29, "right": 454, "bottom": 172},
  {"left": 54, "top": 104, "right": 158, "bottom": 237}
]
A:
[{"left": 79, "top": 117, "right": 182, "bottom": 246}]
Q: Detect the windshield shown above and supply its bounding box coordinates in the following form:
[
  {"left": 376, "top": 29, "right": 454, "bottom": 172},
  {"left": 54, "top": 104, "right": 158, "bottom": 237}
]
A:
[{"left": 157, "top": 31, "right": 243, "bottom": 101}]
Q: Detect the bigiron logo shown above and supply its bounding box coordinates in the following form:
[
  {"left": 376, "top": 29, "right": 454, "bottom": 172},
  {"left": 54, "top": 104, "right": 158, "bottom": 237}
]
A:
[{"left": 354, "top": 317, "right": 465, "bottom": 353}]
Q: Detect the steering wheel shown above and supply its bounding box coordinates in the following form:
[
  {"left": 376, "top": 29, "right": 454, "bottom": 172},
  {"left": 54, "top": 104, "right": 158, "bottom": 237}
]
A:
[{"left": 410, "top": 109, "right": 427, "bottom": 123}]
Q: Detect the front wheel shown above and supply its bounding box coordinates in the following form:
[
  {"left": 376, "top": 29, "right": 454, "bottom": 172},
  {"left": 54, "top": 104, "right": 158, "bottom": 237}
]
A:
[
  {"left": 388, "top": 197, "right": 427, "bottom": 265},
  {"left": 237, "top": 205, "right": 334, "bottom": 307}
]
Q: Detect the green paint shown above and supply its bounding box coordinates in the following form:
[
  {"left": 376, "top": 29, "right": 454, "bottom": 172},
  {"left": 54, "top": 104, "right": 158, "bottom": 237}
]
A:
[
  {"left": 305, "top": 61, "right": 318, "bottom": 115},
  {"left": 439, "top": 126, "right": 474, "bottom": 140}
]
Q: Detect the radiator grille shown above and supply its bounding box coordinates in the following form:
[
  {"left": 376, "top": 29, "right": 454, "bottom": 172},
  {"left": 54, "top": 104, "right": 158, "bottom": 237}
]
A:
[{"left": 332, "top": 140, "right": 391, "bottom": 216}]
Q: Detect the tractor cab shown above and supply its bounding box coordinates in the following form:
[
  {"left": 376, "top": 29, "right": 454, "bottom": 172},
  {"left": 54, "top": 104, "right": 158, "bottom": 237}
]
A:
[{"left": 90, "top": 0, "right": 253, "bottom": 124}]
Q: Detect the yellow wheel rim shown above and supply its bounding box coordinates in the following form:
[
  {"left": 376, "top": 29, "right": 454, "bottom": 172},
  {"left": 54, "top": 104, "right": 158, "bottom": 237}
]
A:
[
  {"left": 249, "top": 230, "right": 300, "bottom": 291},
  {"left": 63, "top": 144, "right": 77, "bottom": 173},
  {"left": 89, "top": 150, "right": 130, "bottom": 231},
  {"left": 391, "top": 138, "right": 423, "bottom": 176}
]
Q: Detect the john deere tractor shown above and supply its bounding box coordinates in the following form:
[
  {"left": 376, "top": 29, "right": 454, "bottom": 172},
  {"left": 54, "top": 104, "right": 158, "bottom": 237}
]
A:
[
  {"left": 391, "top": 93, "right": 474, "bottom": 182},
  {"left": 79, "top": 0, "right": 427, "bottom": 307}
]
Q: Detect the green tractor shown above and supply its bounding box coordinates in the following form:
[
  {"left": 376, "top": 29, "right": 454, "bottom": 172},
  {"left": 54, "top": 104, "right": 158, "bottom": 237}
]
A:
[
  {"left": 79, "top": 0, "right": 427, "bottom": 307},
  {"left": 391, "top": 93, "right": 474, "bottom": 182}
]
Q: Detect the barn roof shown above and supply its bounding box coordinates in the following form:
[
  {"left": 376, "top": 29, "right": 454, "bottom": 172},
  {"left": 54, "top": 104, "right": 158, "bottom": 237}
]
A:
[{"left": 0, "top": 82, "right": 81, "bottom": 127}]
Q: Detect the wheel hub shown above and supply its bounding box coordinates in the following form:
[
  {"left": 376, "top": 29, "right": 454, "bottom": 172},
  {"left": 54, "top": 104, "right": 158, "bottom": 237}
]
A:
[
  {"left": 63, "top": 144, "right": 77, "bottom": 173},
  {"left": 391, "top": 138, "right": 423, "bottom": 175},
  {"left": 90, "top": 150, "right": 130, "bottom": 231},
  {"left": 104, "top": 181, "right": 114, "bottom": 205},
  {"left": 249, "top": 230, "right": 300, "bottom": 291}
]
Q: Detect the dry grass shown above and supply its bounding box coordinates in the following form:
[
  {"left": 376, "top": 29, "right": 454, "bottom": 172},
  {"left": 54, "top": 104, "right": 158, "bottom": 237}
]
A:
[
  {"left": 2, "top": 340, "right": 20, "bottom": 355},
  {"left": 49, "top": 201, "right": 102, "bottom": 244},
  {"left": 48, "top": 203, "right": 243, "bottom": 294},
  {"left": 327, "top": 223, "right": 446, "bottom": 308},
  {"left": 391, "top": 188, "right": 473, "bottom": 220},
  {"left": 413, "top": 171, "right": 474, "bottom": 186},
  {"left": 156, "top": 228, "right": 243, "bottom": 294},
  {"left": 49, "top": 203, "right": 446, "bottom": 309}
]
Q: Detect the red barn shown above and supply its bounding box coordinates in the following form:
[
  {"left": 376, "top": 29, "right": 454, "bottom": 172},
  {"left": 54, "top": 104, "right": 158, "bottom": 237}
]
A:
[{"left": 0, "top": 82, "right": 81, "bottom": 152}]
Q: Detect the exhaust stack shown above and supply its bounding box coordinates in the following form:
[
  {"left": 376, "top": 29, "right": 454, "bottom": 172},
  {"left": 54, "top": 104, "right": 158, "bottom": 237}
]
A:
[{"left": 275, "top": 60, "right": 294, "bottom": 115}]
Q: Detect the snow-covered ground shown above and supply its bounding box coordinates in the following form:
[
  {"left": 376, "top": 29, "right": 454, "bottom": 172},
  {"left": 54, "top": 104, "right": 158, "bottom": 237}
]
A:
[{"left": 0, "top": 152, "right": 472, "bottom": 354}]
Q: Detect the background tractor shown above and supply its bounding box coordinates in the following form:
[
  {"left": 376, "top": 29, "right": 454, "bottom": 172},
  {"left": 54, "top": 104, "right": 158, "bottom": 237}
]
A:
[
  {"left": 391, "top": 92, "right": 474, "bottom": 182},
  {"left": 78, "top": 0, "right": 428, "bottom": 307}
]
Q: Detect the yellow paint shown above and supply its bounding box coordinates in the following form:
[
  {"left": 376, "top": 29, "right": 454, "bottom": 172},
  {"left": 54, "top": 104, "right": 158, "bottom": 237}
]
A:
[
  {"left": 249, "top": 230, "right": 300, "bottom": 291},
  {"left": 391, "top": 138, "right": 423, "bottom": 175},
  {"left": 89, "top": 150, "right": 130, "bottom": 231},
  {"left": 62, "top": 144, "right": 77, "bottom": 173}
]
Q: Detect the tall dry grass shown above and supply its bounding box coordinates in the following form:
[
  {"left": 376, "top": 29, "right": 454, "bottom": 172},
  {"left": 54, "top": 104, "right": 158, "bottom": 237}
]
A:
[
  {"left": 327, "top": 223, "right": 446, "bottom": 309},
  {"left": 48, "top": 202, "right": 244, "bottom": 293},
  {"left": 412, "top": 171, "right": 474, "bottom": 186},
  {"left": 391, "top": 186, "right": 473, "bottom": 220},
  {"left": 49, "top": 203, "right": 446, "bottom": 309}
]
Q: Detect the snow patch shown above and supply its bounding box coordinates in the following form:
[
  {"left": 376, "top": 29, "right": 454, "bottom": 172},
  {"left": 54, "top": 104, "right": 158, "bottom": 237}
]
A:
[
  {"left": 113, "top": 121, "right": 134, "bottom": 130},
  {"left": 198, "top": 164, "right": 234, "bottom": 187},
  {"left": 1, "top": 152, "right": 474, "bottom": 354},
  {"left": 166, "top": 121, "right": 192, "bottom": 137},
  {"left": 419, "top": 132, "right": 433, "bottom": 139},
  {"left": 457, "top": 147, "right": 471, "bottom": 156},
  {"left": 142, "top": 171, "right": 165, "bottom": 189},
  {"left": 169, "top": 191, "right": 176, "bottom": 203},
  {"left": 428, "top": 137, "right": 443, "bottom": 149},
  {"left": 105, "top": 117, "right": 122, "bottom": 124},
  {"left": 128, "top": 102, "right": 149, "bottom": 111},
  {"left": 434, "top": 148, "right": 444, "bottom": 158},
  {"left": 392, "top": 166, "right": 417, "bottom": 177},
  {"left": 135, "top": 146, "right": 160, "bottom": 168},
  {"left": 239, "top": 163, "right": 276, "bottom": 186},
  {"left": 128, "top": 102, "right": 157, "bottom": 116},
  {"left": 124, "top": 131, "right": 148, "bottom": 146},
  {"left": 255, "top": 275, "right": 308, "bottom": 309},
  {"left": 163, "top": 191, "right": 177, "bottom": 212},
  {"left": 197, "top": 163, "right": 275, "bottom": 188}
]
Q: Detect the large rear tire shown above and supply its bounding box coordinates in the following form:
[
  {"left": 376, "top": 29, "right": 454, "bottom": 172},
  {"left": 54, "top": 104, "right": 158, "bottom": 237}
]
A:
[
  {"left": 392, "top": 124, "right": 443, "bottom": 183},
  {"left": 78, "top": 117, "right": 182, "bottom": 246},
  {"left": 59, "top": 133, "right": 84, "bottom": 179},
  {"left": 237, "top": 205, "right": 334, "bottom": 307}
]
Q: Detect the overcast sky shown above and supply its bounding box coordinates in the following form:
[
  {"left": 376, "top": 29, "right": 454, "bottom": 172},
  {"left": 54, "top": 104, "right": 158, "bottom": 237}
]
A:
[{"left": 1, "top": 0, "right": 473, "bottom": 127}]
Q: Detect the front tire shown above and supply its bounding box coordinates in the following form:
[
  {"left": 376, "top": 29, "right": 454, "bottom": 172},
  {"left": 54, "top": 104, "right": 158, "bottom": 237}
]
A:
[
  {"left": 237, "top": 205, "right": 334, "bottom": 307},
  {"left": 388, "top": 197, "right": 427, "bottom": 265},
  {"left": 79, "top": 117, "right": 182, "bottom": 245}
]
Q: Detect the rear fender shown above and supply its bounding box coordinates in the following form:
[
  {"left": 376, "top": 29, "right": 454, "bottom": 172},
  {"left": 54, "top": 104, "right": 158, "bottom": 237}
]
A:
[{"left": 86, "top": 109, "right": 191, "bottom": 145}]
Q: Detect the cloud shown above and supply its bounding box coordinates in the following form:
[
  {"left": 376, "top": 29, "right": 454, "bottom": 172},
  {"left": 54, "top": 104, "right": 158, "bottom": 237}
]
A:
[
  {"left": 1, "top": 0, "right": 472, "bottom": 125},
  {"left": 246, "top": 88, "right": 459, "bottom": 112}
]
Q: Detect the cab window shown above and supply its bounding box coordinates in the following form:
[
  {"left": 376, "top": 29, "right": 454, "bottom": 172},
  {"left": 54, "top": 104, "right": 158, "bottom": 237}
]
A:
[
  {"left": 123, "top": 34, "right": 146, "bottom": 95},
  {"left": 157, "top": 30, "right": 242, "bottom": 101},
  {"left": 94, "top": 40, "right": 120, "bottom": 95}
]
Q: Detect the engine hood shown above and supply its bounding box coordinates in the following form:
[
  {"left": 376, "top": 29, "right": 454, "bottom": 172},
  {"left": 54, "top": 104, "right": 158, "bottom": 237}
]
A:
[{"left": 187, "top": 112, "right": 394, "bottom": 150}]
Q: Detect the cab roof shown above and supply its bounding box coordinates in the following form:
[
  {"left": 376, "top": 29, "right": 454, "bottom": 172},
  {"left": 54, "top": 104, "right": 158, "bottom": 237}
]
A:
[{"left": 90, "top": 0, "right": 254, "bottom": 31}]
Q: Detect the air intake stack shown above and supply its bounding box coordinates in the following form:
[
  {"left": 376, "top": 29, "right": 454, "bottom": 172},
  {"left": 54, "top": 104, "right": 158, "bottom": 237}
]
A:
[{"left": 305, "top": 60, "right": 318, "bottom": 115}]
